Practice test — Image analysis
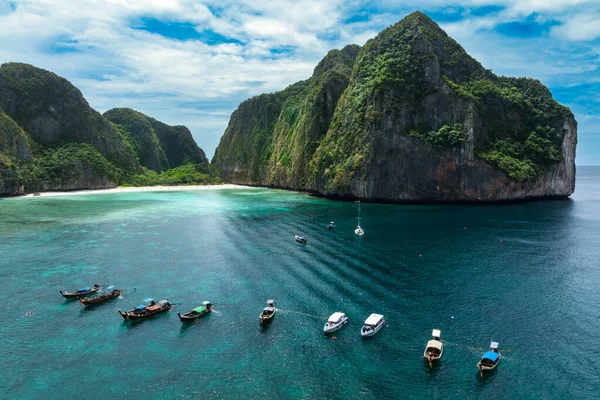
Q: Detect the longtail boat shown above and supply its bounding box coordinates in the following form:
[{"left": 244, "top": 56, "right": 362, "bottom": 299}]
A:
[
  {"left": 59, "top": 284, "right": 100, "bottom": 299},
  {"left": 178, "top": 301, "right": 212, "bottom": 322},
  {"left": 477, "top": 341, "right": 501, "bottom": 375},
  {"left": 79, "top": 288, "right": 121, "bottom": 306},
  {"left": 424, "top": 329, "right": 443, "bottom": 366},
  {"left": 259, "top": 300, "right": 276, "bottom": 325},
  {"left": 118, "top": 298, "right": 171, "bottom": 320}
]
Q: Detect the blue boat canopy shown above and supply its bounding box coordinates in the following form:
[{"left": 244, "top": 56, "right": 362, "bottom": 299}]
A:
[
  {"left": 143, "top": 298, "right": 154, "bottom": 303},
  {"left": 78, "top": 287, "right": 90, "bottom": 292},
  {"left": 135, "top": 305, "right": 147, "bottom": 310},
  {"left": 482, "top": 351, "right": 499, "bottom": 362}
]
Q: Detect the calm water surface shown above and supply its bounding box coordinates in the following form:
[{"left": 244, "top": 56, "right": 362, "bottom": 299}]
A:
[{"left": 1, "top": 167, "right": 600, "bottom": 399}]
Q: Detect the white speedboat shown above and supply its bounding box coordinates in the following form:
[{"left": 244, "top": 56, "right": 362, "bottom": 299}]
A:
[
  {"left": 361, "top": 313, "right": 384, "bottom": 337},
  {"left": 477, "top": 341, "right": 501, "bottom": 375},
  {"left": 324, "top": 312, "right": 348, "bottom": 333},
  {"left": 355, "top": 201, "right": 365, "bottom": 236},
  {"left": 424, "top": 329, "right": 444, "bottom": 364}
]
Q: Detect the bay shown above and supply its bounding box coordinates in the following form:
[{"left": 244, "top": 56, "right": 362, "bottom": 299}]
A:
[{"left": 1, "top": 167, "right": 599, "bottom": 399}]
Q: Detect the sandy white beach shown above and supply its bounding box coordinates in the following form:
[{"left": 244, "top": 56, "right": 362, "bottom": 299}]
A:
[{"left": 19, "top": 184, "right": 254, "bottom": 198}]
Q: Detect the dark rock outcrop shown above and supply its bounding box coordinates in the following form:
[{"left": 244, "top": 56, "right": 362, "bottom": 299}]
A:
[
  {"left": 104, "top": 108, "right": 208, "bottom": 172},
  {"left": 213, "top": 12, "right": 576, "bottom": 201},
  {"left": 0, "top": 63, "right": 208, "bottom": 195}
]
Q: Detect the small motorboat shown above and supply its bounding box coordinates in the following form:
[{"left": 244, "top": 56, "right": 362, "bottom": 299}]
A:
[
  {"left": 424, "top": 329, "right": 444, "bottom": 365},
  {"left": 59, "top": 284, "right": 100, "bottom": 299},
  {"left": 295, "top": 234, "right": 307, "bottom": 244},
  {"left": 361, "top": 313, "right": 385, "bottom": 337},
  {"left": 355, "top": 201, "right": 365, "bottom": 236},
  {"left": 324, "top": 312, "right": 348, "bottom": 333},
  {"left": 178, "top": 301, "right": 212, "bottom": 322},
  {"left": 326, "top": 221, "right": 336, "bottom": 230},
  {"left": 477, "top": 341, "right": 501, "bottom": 375},
  {"left": 79, "top": 287, "right": 121, "bottom": 306},
  {"left": 118, "top": 298, "right": 171, "bottom": 320},
  {"left": 259, "top": 300, "right": 276, "bottom": 325}
]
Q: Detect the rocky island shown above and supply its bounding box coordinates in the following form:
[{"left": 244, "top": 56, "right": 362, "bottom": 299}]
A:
[
  {"left": 213, "top": 11, "right": 576, "bottom": 202},
  {"left": 0, "top": 63, "right": 217, "bottom": 195}
]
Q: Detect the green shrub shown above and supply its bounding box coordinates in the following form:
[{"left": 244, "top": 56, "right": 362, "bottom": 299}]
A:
[
  {"left": 410, "top": 123, "right": 465, "bottom": 145},
  {"left": 122, "top": 163, "right": 222, "bottom": 186}
]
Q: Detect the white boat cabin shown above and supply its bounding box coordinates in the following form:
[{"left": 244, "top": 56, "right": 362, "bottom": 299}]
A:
[
  {"left": 364, "top": 313, "right": 384, "bottom": 327},
  {"left": 328, "top": 312, "right": 346, "bottom": 324}
]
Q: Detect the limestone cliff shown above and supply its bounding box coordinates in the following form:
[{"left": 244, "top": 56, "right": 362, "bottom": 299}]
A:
[
  {"left": 0, "top": 63, "right": 209, "bottom": 195},
  {"left": 213, "top": 12, "right": 576, "bottom": 201}
]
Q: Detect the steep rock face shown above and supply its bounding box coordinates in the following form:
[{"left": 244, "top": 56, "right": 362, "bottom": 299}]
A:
[
  {"left": 146, "top": 115, "right": 208, "bottom": 167},
  {"left": 0, "top": 110, "right": 32, "bottom": 193},
  {"left": 213, "top": 45, "right": 360, "bottom": 187},
  {"left": 103, "top": 108, "right": 169, "bottom": 172},
  {"left": 104, "top": 107, "right": 209, "bottom": 172},
  {"left": 0, "top": 63, "right": 137, "bottom": 171},
  {"left": 214, "top": 12, "right": 576, "bottom": 201}
]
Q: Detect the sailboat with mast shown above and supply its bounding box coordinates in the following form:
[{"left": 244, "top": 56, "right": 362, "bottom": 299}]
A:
[{"left": 355, "top": 201, "right": 365, "bottom": 236}]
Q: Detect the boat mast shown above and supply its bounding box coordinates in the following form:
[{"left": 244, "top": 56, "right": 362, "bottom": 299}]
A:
[{"left": 356, "top": 200, "right": 361, "bottom": 227}]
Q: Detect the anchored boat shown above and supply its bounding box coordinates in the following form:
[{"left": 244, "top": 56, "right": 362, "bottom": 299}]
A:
[
  {"left": 59, "top": 284, "right": 100, "bottom": 299},
  {"left": 79, "top": 287, "right": 121, "bottom": 306},
  {"left": 118, "top": 298, "right": 171, "bottom": 320},
  {"left": 324, "top": 312, "right": 348, "bottom": 333},
  {"left": 178, "top": 301, "right": 212, "bottom": 322},
  {"left": 259, "top": 300, "right": 276, "bottom": 325},
  {"left": 326, "top": 221, "right": 336, "bottom": 230},
  {"left": 424, "top": 329, "right": 443, "bottom": 365},
  {"left": 355, "top": 201, "right": 364, "bottom": 236},
  {"left": 361, "top": 313, "right": 384, "bottom": 337},
  {"left": 295, "top": 234, "right": 308, "bottom": 244},
  {"left": 477, "top": 341, "right": 501, "bottom": 375}
]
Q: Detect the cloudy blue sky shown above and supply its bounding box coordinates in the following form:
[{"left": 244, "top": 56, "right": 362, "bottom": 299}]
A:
[{"left": 0, "top": 0, "right": 598, "bottom": 164}]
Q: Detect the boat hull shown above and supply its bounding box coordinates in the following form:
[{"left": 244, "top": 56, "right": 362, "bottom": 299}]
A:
[
  {"left": 324, "top": 317, "right": 348, "bottom": 333},
  {"left": 477, "top": 357, "right": 501, "bottom": 372},
  {"left": 178, "top": 309, "right": 211, "bottom": 322},
  {"left": 60, "top": 287, "right": 100, "bottom": 299},
  {"left": 361, "top": 320, "right": 384, "bottom": 337},
  {"left": 80, "top": 290, "right": 120, "bottom": 306},
  {"left": 119, "top": 304, "right": 172, "bottom": 320},
  {"left": 259, "top": 313, "right": 275, "bottom": 325},
  {"left": 424, "top": 347, "right": 444, "bottom": 361}
]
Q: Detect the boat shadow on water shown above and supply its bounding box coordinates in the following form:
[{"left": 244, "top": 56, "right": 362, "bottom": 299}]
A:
[
  {"left": 424, "top": 360, "right": 443, "bottom": 374},
  {"left": 259, "top": 320, "right": 274, "bottom": 333},
  {"left": 179, "top": 316, "right": 211, "bottom": 334},
  {"left": 476, "top": 367, "right": 499, "bottom": 383}
]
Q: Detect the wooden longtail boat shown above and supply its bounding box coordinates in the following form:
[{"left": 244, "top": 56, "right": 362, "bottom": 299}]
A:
[
  {"left": 259, "top": 300, "right": 276, "bottom": 325},
  {"left": 59, "top": 284, "right": 100, "bottom": 299},
  {"left": 424, "top": 329, "right": 444, "bottom": 366},
  {"left": 178, "top": 301, "right": 212, "bottom": 322},
  {"left": 79, "top": 289, "right": 121, "bottom": 306},
  {"left": 477, "top": 341, "right": 501, "bottom": 375},
  {"left": 118, "top": 298, "right": 171, "bottom": 320}
]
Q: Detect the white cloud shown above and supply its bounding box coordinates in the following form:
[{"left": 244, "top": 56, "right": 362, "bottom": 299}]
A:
[{"left": 0, "top": 0, "right": 598, "bottom": 160}]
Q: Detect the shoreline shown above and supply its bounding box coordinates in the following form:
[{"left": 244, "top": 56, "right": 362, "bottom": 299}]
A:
[{"left": 17, "top": 184, "right": 254, "bottom": 198}]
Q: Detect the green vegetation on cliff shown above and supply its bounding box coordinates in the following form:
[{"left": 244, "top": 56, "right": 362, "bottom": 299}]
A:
[
  {"left": 0, "top": 63, "right": 212, "bottom": 194},
  {"left": 213, "top": 45, "right": 360, "bottom": 188},
  {"left": 214, "top": 11, "right": 574, "bottom": 197}
]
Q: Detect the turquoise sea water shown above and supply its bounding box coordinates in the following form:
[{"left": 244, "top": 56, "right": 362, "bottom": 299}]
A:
[{"left": 1, "top": 168, "right": 600, "bottom": 399}]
